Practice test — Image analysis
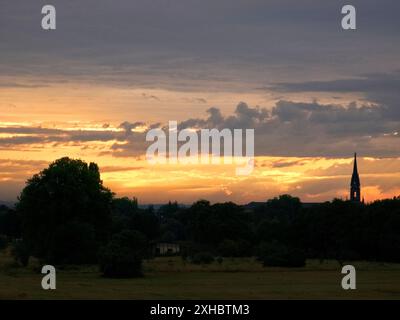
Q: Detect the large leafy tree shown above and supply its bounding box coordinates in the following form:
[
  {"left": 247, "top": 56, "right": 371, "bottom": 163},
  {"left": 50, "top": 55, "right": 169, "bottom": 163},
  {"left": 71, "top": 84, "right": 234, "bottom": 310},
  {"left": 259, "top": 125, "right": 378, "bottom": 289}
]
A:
[
  {"left": 17, "top": 157, "right": 113, "bottom": 264},
  {"left": 0, "top": 205, "right": 21, "bottom": 239}
]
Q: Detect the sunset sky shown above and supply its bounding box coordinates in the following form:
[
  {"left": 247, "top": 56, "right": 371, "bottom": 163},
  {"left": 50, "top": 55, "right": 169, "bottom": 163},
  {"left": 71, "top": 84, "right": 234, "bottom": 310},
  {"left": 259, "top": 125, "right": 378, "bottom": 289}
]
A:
[{"left": 1, "top": 0, "right": 400, "bottom": 204}]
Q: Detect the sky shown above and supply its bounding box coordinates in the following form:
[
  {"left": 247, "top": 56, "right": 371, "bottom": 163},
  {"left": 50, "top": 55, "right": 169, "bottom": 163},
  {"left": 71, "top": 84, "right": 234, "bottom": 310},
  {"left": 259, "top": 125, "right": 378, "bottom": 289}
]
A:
[{"left": 1, "top": 0, "right": 400, "bottom": 204}]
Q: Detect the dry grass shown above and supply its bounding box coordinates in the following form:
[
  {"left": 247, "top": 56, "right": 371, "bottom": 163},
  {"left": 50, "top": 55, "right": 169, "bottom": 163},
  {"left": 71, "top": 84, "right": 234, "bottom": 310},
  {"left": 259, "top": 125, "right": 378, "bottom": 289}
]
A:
[{"left": 1, "top": 251, "right": 399, "bottom": 300}]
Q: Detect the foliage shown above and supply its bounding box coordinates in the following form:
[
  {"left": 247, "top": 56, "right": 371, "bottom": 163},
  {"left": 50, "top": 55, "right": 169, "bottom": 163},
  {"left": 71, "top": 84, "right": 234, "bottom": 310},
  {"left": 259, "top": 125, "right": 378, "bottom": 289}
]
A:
[
  {"left": 11, "top": 240, "right": 30, "bottom": 267},
  {"left": 111, "top": 197, "right": 160, "bottom": 242},
  {"left": 191, "top": 252, "right": 215, "bottom": 264},
  {"left": 218, "top": 239, "right": 250, "bottom": 257},
  {"left": 7, "top": 155, "right": 400, "bottom": 270},
  {"left": 16, "top": 157, "right": 113, "bottom": 264},
  {"left": 99, "top": 230, "right": 147, "bottom": 278},
  {"left": 299, "top": 198, "right": 400, "bottom": 263},
  {"left": 52, "top": 221, "right": 98, "bottom": 264},
  {"left": 257, "top": 241, "right": 306, "bottom": 268},
  {"left": 0, "top": 235, "right": 8, "bottom": 251},
  {"left": 180, "top": 201, "right": 253, "bottom": 251},
  {"left": 156, "top": 195, "right": 400, "bottom": 264},
  {"left": 0, "top": 206, "right": 21, "bottom": 239}
]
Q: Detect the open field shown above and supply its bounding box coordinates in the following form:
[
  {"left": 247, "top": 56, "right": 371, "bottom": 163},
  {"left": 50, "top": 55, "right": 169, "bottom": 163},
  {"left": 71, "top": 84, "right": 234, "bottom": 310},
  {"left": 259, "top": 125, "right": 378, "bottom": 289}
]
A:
[{"left": 1, "top": 251, "right": 400, "bottom": 299}]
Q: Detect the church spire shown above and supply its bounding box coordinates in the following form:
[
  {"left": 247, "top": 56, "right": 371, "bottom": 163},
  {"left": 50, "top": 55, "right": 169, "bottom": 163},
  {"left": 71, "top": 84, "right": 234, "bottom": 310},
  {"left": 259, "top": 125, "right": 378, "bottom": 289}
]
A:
[{"left": 350, "top": 153, "right": 361, "bottom": 202}]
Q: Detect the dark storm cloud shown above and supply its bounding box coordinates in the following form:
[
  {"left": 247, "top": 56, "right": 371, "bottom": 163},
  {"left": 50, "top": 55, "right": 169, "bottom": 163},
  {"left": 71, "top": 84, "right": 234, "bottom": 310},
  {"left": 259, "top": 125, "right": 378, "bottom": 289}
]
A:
[
  {"left": 272, "top": 71, "right": 400, "bottom": 93},
  {"left": 169, "top": 101, "right": 400, "bottom": 158},
  {"left": 179, "top": 103, "right": 268, "bottom": 130},
  {"left": 271, "top": 71, "right": 400, "bottom": 119},
  {"left": 110, "top": 100, "right": 400, "bottom": 158},
  {"left": 1, "top": 1, "right": 400, "bottom": 90},
  {"left": 1, "top": 99, "right": 400, "bottom": 157},
  {"left": 1, "top": 1, "right": 400, "bottom": 158}
]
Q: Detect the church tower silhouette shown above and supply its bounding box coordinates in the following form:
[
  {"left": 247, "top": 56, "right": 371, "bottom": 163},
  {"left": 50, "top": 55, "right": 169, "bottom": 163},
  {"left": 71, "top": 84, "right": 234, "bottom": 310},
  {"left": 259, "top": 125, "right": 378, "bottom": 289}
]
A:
[{"left": 350, "top": 153, "right": 361, "bottom": 202}]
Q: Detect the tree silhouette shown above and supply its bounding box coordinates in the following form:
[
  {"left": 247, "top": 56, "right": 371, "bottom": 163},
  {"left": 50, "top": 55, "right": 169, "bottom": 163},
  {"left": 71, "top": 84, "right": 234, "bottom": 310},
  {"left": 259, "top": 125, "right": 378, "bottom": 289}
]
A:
[{"left": 17, "top": 157, "right": 113, "bottom": 264}]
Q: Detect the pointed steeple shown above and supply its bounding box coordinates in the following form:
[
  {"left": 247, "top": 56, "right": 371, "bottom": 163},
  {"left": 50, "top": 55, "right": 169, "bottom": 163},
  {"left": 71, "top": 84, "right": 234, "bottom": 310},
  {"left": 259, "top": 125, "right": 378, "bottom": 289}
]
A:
[
  {"left": 351, "top": 153, "right": 360, "bottom": 185},
  {"left": 350, "top": 153, "right": 361, "bottom": 202}
]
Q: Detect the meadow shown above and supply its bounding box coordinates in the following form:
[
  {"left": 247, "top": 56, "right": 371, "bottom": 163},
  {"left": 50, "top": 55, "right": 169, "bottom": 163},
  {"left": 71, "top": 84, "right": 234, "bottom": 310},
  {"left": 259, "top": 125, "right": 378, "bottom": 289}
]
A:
[{"left": 0, "top": 251, "right": 400, "bottom": 300}]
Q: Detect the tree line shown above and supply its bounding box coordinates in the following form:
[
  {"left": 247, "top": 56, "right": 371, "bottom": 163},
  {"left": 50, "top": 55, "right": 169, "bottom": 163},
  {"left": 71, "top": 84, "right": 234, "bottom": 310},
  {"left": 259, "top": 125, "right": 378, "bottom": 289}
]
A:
[{"left": 0, "top": 157, "right": 399, "bottom": 277}]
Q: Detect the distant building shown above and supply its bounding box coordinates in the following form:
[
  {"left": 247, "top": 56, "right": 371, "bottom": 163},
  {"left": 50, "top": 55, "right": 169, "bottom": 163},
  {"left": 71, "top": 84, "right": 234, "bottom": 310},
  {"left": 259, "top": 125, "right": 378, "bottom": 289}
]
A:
[
  {"left": 350, "top": 153, "right": 361, "bottom": 202},
  {"left": 153, "top": 242, "right": 180, "bottom": 256}
]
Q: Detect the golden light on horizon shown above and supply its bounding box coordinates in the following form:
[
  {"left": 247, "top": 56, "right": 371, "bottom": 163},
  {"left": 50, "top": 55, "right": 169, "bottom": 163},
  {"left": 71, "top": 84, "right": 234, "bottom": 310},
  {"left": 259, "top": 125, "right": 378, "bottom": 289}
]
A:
[{"left": 1, "top": 76, "right": 399, "bottom": 204}]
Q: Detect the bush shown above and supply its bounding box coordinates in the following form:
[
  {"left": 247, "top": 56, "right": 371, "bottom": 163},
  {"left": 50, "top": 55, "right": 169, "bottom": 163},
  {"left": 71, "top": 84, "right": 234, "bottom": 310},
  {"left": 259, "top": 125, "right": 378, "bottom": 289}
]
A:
[
  {"left": 0, "top": 235, "right": 8, "bottom": 250},
  {"left": 99, "top": 230, "right": 147, "bottom": 278},
  {"left": 11, "top": 240, "right": 30, "bottom": 267},
  {"left": 218, "top": 239, "right": 249, "bottom": 257},
  {"left": 191, "top": 252, "right": 214, "bottom": 264},
  {"left": 257, "top": 241, "right": 306, "bottom": 268}
]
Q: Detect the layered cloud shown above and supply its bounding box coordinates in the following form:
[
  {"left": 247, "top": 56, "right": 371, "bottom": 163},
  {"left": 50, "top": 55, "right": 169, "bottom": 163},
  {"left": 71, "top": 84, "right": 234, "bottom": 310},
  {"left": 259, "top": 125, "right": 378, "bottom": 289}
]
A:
[
  {"left": 1, "top": 1, "right": 400, "bottom": 92},
  {"left": 1, "top": 0, "right": 400, "bottom": 203},
  {"left": 1, "top": 96, "right": 399, "bottom": 158},
  {"left": 272, "top": 71, "right": 400, "bottom": 119}
]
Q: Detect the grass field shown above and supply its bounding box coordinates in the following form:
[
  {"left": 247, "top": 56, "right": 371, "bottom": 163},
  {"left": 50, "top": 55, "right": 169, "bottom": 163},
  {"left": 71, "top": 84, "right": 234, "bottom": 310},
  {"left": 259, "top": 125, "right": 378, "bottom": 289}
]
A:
[{"left": 1, "top": 250, "right": 400, "bottom": 299}]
